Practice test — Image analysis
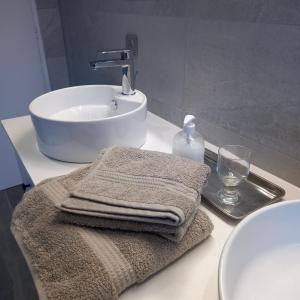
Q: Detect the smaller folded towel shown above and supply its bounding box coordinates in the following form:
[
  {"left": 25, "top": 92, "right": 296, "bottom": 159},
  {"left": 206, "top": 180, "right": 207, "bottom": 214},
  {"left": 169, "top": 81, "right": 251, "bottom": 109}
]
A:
[{"left": 58, "top": 147, "right": 210, "bottom": 241}]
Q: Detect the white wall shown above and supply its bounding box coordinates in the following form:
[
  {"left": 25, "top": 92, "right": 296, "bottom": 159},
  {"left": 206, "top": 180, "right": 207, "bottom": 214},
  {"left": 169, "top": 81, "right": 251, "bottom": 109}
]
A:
[{"left": 0, "top": 0, "right": 49, "bottom": 190}]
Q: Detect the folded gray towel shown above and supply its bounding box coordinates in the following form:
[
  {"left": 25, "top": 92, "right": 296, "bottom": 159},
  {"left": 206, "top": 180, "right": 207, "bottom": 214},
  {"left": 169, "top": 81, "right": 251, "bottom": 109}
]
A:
[
  {"left": 58, "top": 205, "right": 197, "bottom": 242},
  {"left": 58, "top": 147, "right": 211, "bottom": 241},
  {"left": 11, "top": 167, "right": 214, "bottom": 300}
]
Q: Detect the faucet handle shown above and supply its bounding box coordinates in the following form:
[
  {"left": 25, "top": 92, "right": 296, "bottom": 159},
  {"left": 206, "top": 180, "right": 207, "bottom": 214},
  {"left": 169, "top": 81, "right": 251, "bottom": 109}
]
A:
[{"left": 96, "top": 49, "right": 132, "bottom": 60}]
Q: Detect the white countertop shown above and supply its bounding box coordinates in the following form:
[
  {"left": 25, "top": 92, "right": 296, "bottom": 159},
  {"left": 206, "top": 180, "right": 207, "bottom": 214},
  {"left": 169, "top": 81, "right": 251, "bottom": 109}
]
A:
[{"left": 2, "top": 112, "right": 300, "bottom": 300}]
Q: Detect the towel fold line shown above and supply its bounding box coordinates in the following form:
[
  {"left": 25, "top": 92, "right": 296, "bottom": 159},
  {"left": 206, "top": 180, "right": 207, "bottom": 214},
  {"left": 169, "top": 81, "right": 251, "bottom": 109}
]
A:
[{"left": 64, "top": 193, "right": 187, "bottom": 225}]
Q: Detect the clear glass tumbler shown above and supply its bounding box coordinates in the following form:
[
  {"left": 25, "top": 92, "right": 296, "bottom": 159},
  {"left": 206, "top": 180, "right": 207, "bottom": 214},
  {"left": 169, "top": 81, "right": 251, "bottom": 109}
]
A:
[{"left": 216, "top": 145, "right": 251, "bottom": 205}]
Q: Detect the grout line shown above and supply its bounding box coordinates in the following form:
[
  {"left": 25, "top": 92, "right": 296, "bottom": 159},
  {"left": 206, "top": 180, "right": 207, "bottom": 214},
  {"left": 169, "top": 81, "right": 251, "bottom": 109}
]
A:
[{"left": 180, "top": 11, "right": 189, "bottom": 117}]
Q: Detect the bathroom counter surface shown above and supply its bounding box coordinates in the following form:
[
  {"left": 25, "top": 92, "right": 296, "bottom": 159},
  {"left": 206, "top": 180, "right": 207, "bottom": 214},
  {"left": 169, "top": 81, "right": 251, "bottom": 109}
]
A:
[{"left": 2, "top": 112, "right": 300, "bottom": 300}]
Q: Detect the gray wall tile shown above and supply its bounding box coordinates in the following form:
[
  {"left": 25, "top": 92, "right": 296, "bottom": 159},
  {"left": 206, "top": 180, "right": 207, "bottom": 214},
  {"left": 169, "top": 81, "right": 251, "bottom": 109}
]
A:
[
  {"left": 46, "top": 56, "right": 69, "bottom": 90},
  {"left": 256, "top": 0, "right": 300, "bottom": 25},
  {"left": 193, "top": 115, "right": 300, "bottom": 183},
  {"left": 35, "top": 0, "right": 69, "bottom": 89},
  {"left": 37, "top": 8, "right": 66, "bottom": 58},
  {"left": 149, "top": 98, "right": 184, "bottom": 127},
  {"left": 58, "top": 0, "right": 300, "bottom": 186},
  {"left": 186, "top": 0, "right": 265, "bottom": 22},
  {"left": 36, "top": 0, "right": 58, "bottom": 10},
  {"left": 184, "top": 18, "right": 300, "bottom": 161},
  {"left": 95, "top": 0, "right": 186, "bottom": 17}
]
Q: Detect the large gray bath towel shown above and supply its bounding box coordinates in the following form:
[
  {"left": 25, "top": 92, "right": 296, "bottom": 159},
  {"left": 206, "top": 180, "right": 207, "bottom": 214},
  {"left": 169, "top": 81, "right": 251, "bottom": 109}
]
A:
[
  {"left": 11, "top": 166, "right": 213, "bottom": 300},
  {"left": 59, "top": 147, "right": 210, "bottom": 241}
]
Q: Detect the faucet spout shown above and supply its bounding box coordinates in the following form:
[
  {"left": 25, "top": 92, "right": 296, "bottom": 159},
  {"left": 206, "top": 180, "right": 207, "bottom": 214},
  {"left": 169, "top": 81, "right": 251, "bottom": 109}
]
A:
[{"left": 89, "top": 49, "right": 135, "bottom": 95}]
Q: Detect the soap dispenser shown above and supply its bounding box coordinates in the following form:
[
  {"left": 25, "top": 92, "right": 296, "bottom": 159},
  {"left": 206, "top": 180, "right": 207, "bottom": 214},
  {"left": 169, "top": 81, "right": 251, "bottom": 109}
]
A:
[{"left": 172, "top": 115, "right": 205, "bottom": 163}]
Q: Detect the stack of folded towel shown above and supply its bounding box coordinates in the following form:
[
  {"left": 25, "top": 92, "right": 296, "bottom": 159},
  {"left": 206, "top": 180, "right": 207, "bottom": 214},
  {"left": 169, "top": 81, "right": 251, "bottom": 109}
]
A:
[
  {"left": 11, "top": 147, "right": 213, "bottom": 300},
  {"left": 58, "top": 146, "right": 211, "bottom": 242}
]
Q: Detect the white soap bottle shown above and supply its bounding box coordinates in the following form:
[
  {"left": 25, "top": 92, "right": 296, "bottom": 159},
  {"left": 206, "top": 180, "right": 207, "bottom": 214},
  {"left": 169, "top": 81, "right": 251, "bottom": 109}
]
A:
[{"left": 172, "top": 115, "right": 205, "bottom": 163}]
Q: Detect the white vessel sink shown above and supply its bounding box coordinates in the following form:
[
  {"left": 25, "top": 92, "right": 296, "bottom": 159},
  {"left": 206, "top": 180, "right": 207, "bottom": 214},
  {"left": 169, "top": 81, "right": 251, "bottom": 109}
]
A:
[
  {"left": 29, "top": 85, "right": 147, "bottom": 163},
  {"left": 219, "top": 199, "right": 300, "bottom": 300}
]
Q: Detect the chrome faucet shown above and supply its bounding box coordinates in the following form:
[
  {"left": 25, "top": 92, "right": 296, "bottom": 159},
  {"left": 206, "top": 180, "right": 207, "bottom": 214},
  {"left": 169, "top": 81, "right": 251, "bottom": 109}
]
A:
[{"left": 90, "top": 49, "right": 135, "bottom": 95}]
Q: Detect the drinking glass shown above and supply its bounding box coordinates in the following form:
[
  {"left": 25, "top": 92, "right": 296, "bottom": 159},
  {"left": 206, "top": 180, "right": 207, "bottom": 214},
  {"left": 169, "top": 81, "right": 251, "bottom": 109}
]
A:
[{"left": 216, "top": 145, "right": 251, "bottom": 205}]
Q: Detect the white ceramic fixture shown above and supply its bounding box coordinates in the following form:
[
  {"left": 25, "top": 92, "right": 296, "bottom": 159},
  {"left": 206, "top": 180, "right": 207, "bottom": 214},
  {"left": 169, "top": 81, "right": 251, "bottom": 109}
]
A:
[
  {"left": 29, "top": 85, "right": 147, "bottom": 163},
  {"left": 219, "top": 199, "right": 300, "bottom": 300}
]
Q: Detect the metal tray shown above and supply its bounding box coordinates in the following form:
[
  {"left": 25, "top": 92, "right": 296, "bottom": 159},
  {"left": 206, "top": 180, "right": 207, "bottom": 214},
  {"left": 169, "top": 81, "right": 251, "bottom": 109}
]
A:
[{"left": 202, "top": 149, "right": 286, "bottom": 220}]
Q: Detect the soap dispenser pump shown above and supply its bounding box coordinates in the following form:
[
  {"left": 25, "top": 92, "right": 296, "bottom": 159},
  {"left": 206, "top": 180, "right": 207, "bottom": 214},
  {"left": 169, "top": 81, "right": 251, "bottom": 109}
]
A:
[{"left": 172, "top": 115, "right": 205, "bottom": 163}]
